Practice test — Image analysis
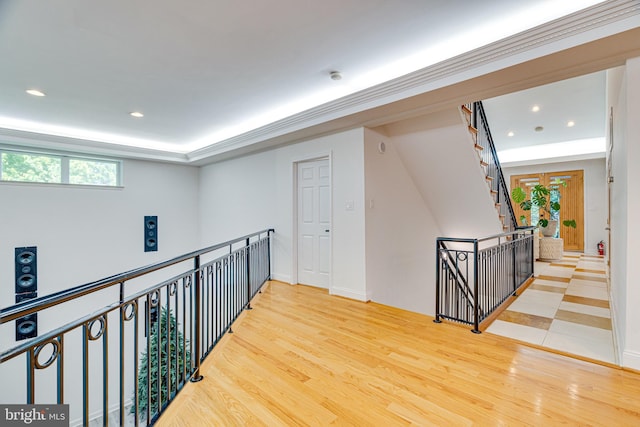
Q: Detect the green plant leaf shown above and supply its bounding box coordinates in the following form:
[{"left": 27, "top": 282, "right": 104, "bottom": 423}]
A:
[
  {"left": 538, "top": 218, "right": 549, "bottom": 228},
  {"left": 550, "top": 201, "right": 560, "bottom": 211},
  {"left": 520, "top": 200, "right": 532, "bottom": 211},
  {"left": 563, "top": 219, "right": 577, "bottom": 228},
  {"left": 511, "top": 187, "right": 526, "bottom": 204},
  {"left": 519, "top": 215, "right": 528, "bottom": 226}
]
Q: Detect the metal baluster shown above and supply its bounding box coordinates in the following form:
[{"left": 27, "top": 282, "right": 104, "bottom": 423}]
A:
[
  {"left": 191, "top": 256, "right": 203, "bottom": 382},
  {"left": 57, "top": 335, "right": 64, "bottom": 404},
  {"left": 102, "top": 317, "right": 109, "bottom": 427},
  {"left": 82, "top": 323, "right": 89, "bottom": 425}
]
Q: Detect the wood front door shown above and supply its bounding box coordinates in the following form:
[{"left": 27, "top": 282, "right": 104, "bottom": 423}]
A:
[{"left": 511, "top": 170, "right": 584, "bottom": 251}]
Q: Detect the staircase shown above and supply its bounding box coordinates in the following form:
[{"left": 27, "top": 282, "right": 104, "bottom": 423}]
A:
[{"left": 461, "top": 102, "right": 517, "bottom": 233}]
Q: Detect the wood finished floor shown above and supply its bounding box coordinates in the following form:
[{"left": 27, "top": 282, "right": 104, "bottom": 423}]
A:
[{"left": 157, "top": 281, "right": 640, "bottom": 426}]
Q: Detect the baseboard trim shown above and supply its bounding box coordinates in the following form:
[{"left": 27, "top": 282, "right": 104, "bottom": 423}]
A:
[
  {"left": 622, "top": 350, "right": 640, "bottom": 371},
  {"left": 270, "top": 273, "right": 292, "bottom": 284},
  {"left": 330, "top": 286, "right": 370, "bottom": 302}
]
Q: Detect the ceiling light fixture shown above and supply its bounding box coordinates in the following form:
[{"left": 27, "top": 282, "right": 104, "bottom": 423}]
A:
[
  {"left": 330, "top": 71, "right": 342, "bottom": 81},
  {"left": 507, "top": 131, "right": 514, "bottom": 137},
  {"left": 535, "top": 126, "right": 544, "bottom": 132},
  {"left": 130, "top": 111, "right": 144, "bottom": 118},
  {"left": 567, "top": 121, "right": 575, "bottom": 127},
  {"left": 26, "top": 89, "right": 45, "bottom": 97},
  {"left": 531, "top": 105, "right": 540, "bottom": 112}
]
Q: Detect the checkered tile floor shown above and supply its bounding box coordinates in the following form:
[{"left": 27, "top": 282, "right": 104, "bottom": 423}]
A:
[{"left": 486, "top": 253, "right": 615, "bottom": 364}]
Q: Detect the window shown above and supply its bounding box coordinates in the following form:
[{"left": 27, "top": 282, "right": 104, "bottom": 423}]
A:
[{"left": 0, "top": 148, "right": 121, "bottom": 186}]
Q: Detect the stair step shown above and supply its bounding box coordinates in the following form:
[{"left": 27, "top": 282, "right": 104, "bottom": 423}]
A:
[
  {"left": 485, "top": 176, "right": 494, "bottom": 182},
  {"left": 474, "top": 143, "right": 483, "bottom": 151},
  {"left": 468, "top": 125, "right": 478, "bottom": 134},
  {"left": 461, "top": 104, "right": 472, "bottom": 115},
  {"left": 480, "top": 160, "right": 489, "bottom": 167}
]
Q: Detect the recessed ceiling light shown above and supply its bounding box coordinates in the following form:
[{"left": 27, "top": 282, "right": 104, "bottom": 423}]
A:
[
  {"left": 26, "top": 89, "right": 45, "bottom": 97},
  {"left": 507, "top": 131, "right": 514, "bottom": 137},
  {"left": 130, "top": 111, "right": 144, "bottom": 118},
  {"left": 531, "top": 105, "right": 540, "bottom": 112},
  {"left": 535, "top": 126, "right": 544, "bottom": 132},
  {"left": 567, "top": 121, "right": 575, "bottom": 127},
  {"left": 330, "top": 71, "right": 342, "bottom": 81}
]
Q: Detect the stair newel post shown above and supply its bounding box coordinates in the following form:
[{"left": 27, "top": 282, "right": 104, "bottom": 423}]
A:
[
  {"left": 246, "top": 238, "right": 252, "bottom": 310},
  {"left": 190, "top": 254, "right": 204, "bottom": 382},
  {"left": 472, "top": 239, "right": 481, "bottom": 334},
  {"left": 434, "top": 240, "right": 442, "bottom": 323}
]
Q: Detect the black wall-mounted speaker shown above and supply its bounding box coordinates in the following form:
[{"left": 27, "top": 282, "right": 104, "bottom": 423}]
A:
[
  {"left": 15, "top": 291, "right": 38, "bottom": 341},
  {"left": 15, "top": 247, "right": 38, "bottom": 294},
  {"left": 144, "top": 216, "right": 158, "bottom": 252}
]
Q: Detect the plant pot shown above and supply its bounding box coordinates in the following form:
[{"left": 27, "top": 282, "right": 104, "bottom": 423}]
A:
[{"left": 540, "top": 220, "right": 558, "bottom": 237}]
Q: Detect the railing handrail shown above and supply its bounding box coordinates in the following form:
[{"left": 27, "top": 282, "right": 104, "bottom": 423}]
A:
[
  {"left": 0, "top": 228, "right": 274, "bottom": 324},
  {"left": 436, "top": 226, "right": 536, "bottom": 244},
  {"left": 475, "top": 101, "right": 518, "bottom": 229}
]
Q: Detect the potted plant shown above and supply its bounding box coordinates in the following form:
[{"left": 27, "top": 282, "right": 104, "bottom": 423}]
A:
[{"left": 511, "top": 179, "right": 577, "bottom": 237}]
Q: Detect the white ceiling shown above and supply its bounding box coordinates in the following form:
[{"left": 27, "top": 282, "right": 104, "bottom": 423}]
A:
[
  {"left": 483, "top": 71, "right": 606, "bottom": 151},
  {"left": 0, "top": 0, "right": 630, "bottom": 162}
]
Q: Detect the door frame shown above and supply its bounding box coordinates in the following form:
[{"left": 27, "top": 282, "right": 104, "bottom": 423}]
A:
[{"left": 291, "top": 151, "right": 333, "bottom": 290}]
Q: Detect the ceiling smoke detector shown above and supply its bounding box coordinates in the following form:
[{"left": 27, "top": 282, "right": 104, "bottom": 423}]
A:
[
  {"left": 330, "top": 71, "right": 342, "bottom": 81},
  {"left": 535, "top": 126, "right": 544, "bottom": 132}
]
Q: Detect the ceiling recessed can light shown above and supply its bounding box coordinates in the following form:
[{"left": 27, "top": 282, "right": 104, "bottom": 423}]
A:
[
  {"left": 535, "top": 126, "right": 544, "bottom": 132},
  {"left": 130, "top": 111, "right": 144, "bottom": 118},
  {"left": 531, "top": 105, "right": 540, "bottom": 112},
  {"left": 26, "top": 89, "right": 45, "bottom": 97},
  {"left": 567, "top": 120, "right": 575, "bottom": 127},
  {"left": 330, "top": 71, "right": 342, "bottom": 81},
  {"left": 507, "top": 131, "right": 514, "bottom": 137}
]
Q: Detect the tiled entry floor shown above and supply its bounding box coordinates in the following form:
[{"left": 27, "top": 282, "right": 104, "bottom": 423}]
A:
[{"left": 486, "top": 253, "right": 616, "bottom": 364}]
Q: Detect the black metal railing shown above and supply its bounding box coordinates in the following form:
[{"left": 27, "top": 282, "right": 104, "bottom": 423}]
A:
[
  {"left": 0, "top": 229, "right": 274, "bottom": 426},
  {"left": 435, "top": 227, "right": 535, "bottom": 333},
  {"left": 470, "top": 101, "right": 518, "bottom": 231}
]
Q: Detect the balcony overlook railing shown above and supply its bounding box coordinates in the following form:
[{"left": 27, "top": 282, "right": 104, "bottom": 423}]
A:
[
  {"left": 0, "top": 229, "right": 274, "bottom": 426},
  {"left": 435, "top": 228, "right": 535, "bottom": 333}
]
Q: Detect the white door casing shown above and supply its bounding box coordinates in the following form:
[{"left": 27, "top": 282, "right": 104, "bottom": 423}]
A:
[{"left": 297, "top": 159, "right": 331, "bottom": 288}]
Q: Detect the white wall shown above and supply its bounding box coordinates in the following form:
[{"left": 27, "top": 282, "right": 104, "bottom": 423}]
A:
[
  {"left": 622, "top": 56, "right": 640, "bottom": 370},
  {"left": 502, "top": 158, "right": 607, "bottom": 255},
  {"left": 0, "top": 158, "right": 200, "bottom": 420},
  {"left": 364, "top": 128, "right": 441, "bottom": 315},
  {"left": 199, "top": 128, "right": 368, "bottom": 301},
  {"left": 607, "top": 57, "right": 640, "bottom": 370}
]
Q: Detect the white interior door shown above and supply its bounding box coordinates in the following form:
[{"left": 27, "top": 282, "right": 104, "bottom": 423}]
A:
[{"left": 297, "top": 159, "right": 331, "bottom": 288}]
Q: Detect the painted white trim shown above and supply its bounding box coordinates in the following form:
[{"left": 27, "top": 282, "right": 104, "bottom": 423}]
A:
[
  {"left": 622, "top": 350, "right": 640, "bottom": 370},
  {"left": 609, "top": 284, "right": 623, "bottom": 365},
  {"left": 270, "top": 273, "right": 292, "bottom": 284},
  {"left": 330, "top": 286, "right": 371, "bottom": 302}
]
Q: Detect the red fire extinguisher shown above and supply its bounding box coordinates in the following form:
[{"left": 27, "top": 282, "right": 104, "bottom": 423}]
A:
[{"left": 597, "top": 240, "right": 605, "bottom": 256}]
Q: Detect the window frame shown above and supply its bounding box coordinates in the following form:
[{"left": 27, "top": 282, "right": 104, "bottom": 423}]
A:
[{"left": 0, "top": 146, "right": 123, "bottom": 187}]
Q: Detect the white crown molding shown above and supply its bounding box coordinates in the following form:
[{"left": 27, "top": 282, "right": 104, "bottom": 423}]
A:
[
  {"left": 4, "top": 1, "right": 639, "bottom": 164},
  {"left": 0, "top": 128, "right": 190, "bottom": 164},
  {"left": 187, "top": 0, "right": 640, "bottom": 163}
]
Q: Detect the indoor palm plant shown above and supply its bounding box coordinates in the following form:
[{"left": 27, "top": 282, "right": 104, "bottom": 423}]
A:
[{"left": 511, "top": 179, "right": 577, "bottom": 236}]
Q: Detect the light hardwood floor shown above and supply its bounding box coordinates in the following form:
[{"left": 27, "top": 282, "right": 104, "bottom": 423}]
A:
[{"left": 157, "top": 281, "right": 640, "bottom": 426}]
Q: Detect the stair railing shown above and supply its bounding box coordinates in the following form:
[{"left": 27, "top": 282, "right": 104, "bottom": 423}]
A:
[
  {"left": 0, "top": 229, "right": 274, "bottom": 426},
  {"left": 472, "top": 101, "right": 518, "bottom": 231},
  {"left": 435, "top": 227, "right": 535, "bottom": 333}
]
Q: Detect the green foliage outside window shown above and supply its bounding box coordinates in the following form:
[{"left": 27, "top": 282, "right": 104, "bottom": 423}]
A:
[
  {"left": 1, "top": 152, "right": 61, "bottom": 183},
  {"left": 69, "top": 158, "right": 117, "bottom": 185},
  {"left": 0, "top": 150, "right": 119, "bottom": 186}
]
